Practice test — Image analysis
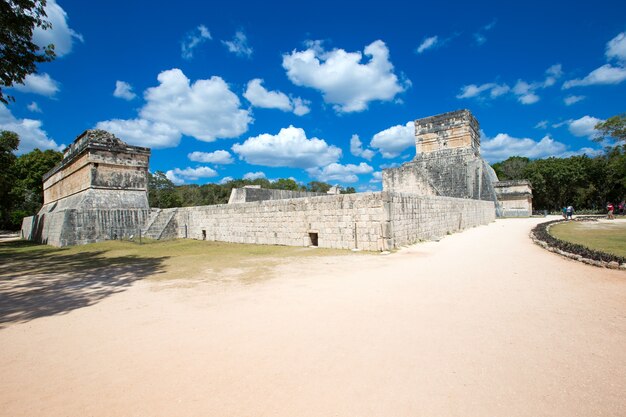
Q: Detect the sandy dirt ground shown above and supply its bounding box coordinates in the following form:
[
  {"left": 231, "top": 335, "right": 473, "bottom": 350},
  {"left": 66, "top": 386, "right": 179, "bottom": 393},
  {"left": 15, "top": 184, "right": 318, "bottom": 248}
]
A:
[{"left": 1, "top": 217, "right": 625, "bottom": 417}]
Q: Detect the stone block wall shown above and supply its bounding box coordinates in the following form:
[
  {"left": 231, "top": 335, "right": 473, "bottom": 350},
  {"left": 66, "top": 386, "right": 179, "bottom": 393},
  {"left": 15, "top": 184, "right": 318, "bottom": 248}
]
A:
[
  {"left": 384, "top": 194, "right": 495, "bottom": 247},
  {"left": 415, "top": 109, "right": 480, "bottom": 154},
  {"left": 172, "top": 193, "right": 389, "bottom": 251},
  {"left": 494, "top": 180, "right": 533, "bottom": 217},
  {"left": 228, "top": 187, "right": 325, "bottom": 204}
]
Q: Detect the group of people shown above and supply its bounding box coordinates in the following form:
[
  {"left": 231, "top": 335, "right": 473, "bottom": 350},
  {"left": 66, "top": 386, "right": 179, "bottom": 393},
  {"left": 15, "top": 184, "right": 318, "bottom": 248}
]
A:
[{"left": 563, "top": 201, "right": 625, "bottom": 220}]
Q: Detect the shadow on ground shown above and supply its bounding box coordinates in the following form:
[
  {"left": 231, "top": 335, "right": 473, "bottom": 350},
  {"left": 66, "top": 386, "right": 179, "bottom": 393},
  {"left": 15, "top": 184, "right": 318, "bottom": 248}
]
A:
[{"left": 0, "top": 241, "right": 167, "bottom": 328}]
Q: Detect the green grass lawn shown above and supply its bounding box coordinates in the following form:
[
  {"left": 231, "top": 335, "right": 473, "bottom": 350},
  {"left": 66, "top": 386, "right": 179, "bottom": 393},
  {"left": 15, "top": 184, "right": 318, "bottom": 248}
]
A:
[
  {"left": 0, "top": 238, "right": 357, "bottom": 282},
  {"left": 549, "top": 220, "right": 626, "bottom": 258}
]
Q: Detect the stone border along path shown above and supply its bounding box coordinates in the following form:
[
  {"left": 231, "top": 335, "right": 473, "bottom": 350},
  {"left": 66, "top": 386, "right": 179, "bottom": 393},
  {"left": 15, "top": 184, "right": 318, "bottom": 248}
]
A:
[{"left": 530, "top": 218, "right": 626, "bottom": 270}]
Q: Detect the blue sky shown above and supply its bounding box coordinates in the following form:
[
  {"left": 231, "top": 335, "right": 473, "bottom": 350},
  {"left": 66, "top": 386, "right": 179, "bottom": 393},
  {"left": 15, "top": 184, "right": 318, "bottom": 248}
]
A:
[{"left": 2, "top": 0, "right": 625, "bottom": 190}]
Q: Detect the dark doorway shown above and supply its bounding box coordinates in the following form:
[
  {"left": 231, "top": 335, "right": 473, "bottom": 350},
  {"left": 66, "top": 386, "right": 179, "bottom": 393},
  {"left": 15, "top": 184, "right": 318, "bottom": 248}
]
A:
[
  {"left": 309, "top": 232, "right": 318, "bottom": 247},
  {"left": 201, "top": 230, "right": 206, "bottom": 240}
]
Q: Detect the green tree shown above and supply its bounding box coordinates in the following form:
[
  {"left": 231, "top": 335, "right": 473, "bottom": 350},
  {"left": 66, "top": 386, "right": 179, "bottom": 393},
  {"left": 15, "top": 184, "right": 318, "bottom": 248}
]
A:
[
  {"left": 0, "top": 0, "right": 56, "bottom": 104},
  {"left": 341, "top": 187, "right": 356, "bottom": 194},
  {"left": 148, "top": 171, "right": 181, "bottom": 208},
  {"left": 270, "top": 178, "right": 302, "bottom": 191},
  {"left": 0, "top": 131, "right": 19, "bottom": 227},
  {"left": 492, "top": 156, "right": 530, "bottom": 180},
  {"left": 595, "top": 114, "right": 626, "bottom": 143},
  {"left": 306, "top": 181, "right": 331, "bottom": 193}
]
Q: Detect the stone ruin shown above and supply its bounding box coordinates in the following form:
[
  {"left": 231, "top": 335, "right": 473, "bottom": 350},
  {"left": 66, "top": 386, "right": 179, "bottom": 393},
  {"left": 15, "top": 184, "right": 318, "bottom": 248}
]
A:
[{"left": 21, "top": 110, "right": 532, "bottom": 249}]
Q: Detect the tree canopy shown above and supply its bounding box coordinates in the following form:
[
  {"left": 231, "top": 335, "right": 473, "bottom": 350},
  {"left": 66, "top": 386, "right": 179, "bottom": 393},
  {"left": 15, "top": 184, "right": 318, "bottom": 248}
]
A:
[
  {"left": 0, "top": 0, "right": 56, "bottom": 104},
  {"left": 594, "top": 114, "right": 626, "bottom": 143}
]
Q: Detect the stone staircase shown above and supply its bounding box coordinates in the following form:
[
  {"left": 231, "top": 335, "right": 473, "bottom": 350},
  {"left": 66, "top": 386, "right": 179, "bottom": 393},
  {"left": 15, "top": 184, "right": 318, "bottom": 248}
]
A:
[{"left": 142, "top": 208, "right": 177, "bottom": 240}]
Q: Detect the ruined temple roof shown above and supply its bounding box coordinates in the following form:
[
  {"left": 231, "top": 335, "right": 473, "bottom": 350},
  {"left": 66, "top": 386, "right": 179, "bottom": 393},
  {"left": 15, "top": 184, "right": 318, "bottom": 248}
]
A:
[{"left": 43, "top": 129, "right": 151, "bottom": 182}]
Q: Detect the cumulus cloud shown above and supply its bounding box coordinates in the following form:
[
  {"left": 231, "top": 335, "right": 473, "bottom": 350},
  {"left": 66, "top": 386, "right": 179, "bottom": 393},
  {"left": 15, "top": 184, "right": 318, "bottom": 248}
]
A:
[
  {"left": 96, "top": 118, "right": 181, "bottom": 148},
  {"left": 165, "top": 166, "right": 218, "bottom": 185},
  {"left": 13, "top": 73, "right": 60, "bottom": 97},
  {"left": 27, "top": 102, "right": 42, "bottom": 113},
  {"left": 187, "top": 150, "right": 234, "bottom": 164},
  {"left": 606, "top": 32, "right": 626, "bottom": 62},
  {"left": 219, "top": 176, "right": 234, "bottom": 184},
  {"left": 563, "top": 32, "right": 626, "bottom": 89},
  {"left": 370, "top": 171, "right": 383, "bottom": 183},
  {"left": 308, "top": 162, "right": 373, "bottom": 183},
  {"left": 113, "top": 81, "right": 136, "bottom": 100},
  {"left": 416, "top": 36, "right": 439, "bottom": 54},
  {"left": 563, "top": 64, "right": 626, "bottom": 88},
  {"left": 282, "top": 40, "right": 408, "bottom": 112},
  {"left": 32, "top": 0, "right": 83, "bottom": 57},
  {"left": 222, "top": 31, "right": 253, "bottom": 58},
  {"left": 97, "top": 68, "right": 251, "bottom": 148},
  {"left": 243, "top": 171, "right": 266, "bottom": 180},
  {"left": 481, "top": 132, "right": 568, "bottom": 162},
  {"left": 232, "top": 126, "right": 341, "bottom": 169},
  {"left": 350, "top": 134, "right": 375, "bottom": 160},
  {"left": 564, "top": 95, "right": 585, "bottom": 106},
  {"left": 458, "top": 64, "right": 561, "bottom": 104},
  {"left": 0, "top": 105, "right": 63, "bottom": 154},
  {"left": 568, "top": 115, "right": 603, "bottom": 138},
  {"left": 181, "top": 25, "right": 212, "bottom": 59},
  {"left": 456, "top": 83, "right": 510, "bottom": 99},
  {"left": 369, "top": 121, "right": 414, "bottom": 158},
  {"left": 243, "top": 79, "right": 309, "bottom": 115}
]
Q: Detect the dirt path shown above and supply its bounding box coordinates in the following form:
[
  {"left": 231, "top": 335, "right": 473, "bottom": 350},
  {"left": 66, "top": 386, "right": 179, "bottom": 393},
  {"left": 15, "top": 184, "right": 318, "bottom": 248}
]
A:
[{"left": 1, "top": 217, "right": 625, "bottom": 417}]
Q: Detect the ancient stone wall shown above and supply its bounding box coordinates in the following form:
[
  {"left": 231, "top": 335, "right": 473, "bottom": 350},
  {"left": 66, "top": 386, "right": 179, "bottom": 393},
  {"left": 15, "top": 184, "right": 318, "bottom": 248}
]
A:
[
  {"left": 415, "top": 109, "right": 480, "bottom": 154},
  {"left": 494, "top": 180, "right": 533, "bottom": 217},
  {"left": 385, "top": 194, "right": 496, "bottom": 247},
  {"left": 228, "top": 187, "right": 325, "bottom": 204}
]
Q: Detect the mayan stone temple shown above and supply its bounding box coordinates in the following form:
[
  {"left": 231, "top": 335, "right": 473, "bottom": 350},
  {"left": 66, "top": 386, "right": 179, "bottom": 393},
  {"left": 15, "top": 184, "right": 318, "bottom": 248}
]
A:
[{"left": 22, "top": 109, "right": 532, "bottom": 249}]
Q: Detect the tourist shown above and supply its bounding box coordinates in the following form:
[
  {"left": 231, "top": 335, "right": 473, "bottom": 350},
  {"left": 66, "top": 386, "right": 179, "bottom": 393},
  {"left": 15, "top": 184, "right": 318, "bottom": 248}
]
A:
[
  {"left": 566, "top": 205, "right": 574, "bottom": 220},
  {"left": 562, "top": 206, "right": 567, "bottom": 219},
  {"left": 607, "top": 202, "right": 615, "bottom": 220}
]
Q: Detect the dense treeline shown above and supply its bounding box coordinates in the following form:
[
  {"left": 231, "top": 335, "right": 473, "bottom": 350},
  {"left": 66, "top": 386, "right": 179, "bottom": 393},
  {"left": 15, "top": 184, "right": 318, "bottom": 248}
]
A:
[
  {"left": 492, "top": 145, "right": 626, "bottom": 211},
  {"left": 0, "top": 131, "right": 63, "bottom": 229},
  {"left": 148, "top": 171, "right": 356, "bottom": 208}
]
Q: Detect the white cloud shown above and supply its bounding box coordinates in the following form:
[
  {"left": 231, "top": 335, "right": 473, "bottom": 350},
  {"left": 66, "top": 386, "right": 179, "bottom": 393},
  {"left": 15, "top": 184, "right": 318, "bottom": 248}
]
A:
[
  {"left": 27, "top": 102, "right": 42, "bottom": 113},
  {"left": 181, "top": 25, "right": 212, "bottom": 59},
  {"left": 456, "top": 83, "right": 509, "bottom": 99},
  {"left": 0, "top": 104, "right": 63, "bottom": 154},
  {"left": 481, "top": 133, "right": 568, "bottom": 162},
  {"left": 96, "top": 118, "right": 181, "bottom": 148},
  {"left": 416, "top": 36, "right": 438, "bottom": 54},
  {"left": 282, "top": 40, "right": 408, "bottom": 112},
  {"left": 459, "top": 64, "right": 560, "bottom": 104},
  {"left": 232, "top": 126, "right": 341, "bottom": 169},
  {"left": 369, "top": 121, "right": 414, "bottom": 158},
  {"left": 222, "top": 31, "right": 253, "bottom": 58},
  {"left": 13, "top": 73, "right": 60, "bottom": 97},
  {"left": 243, "top": 171, "right": 266, "bottom": 180},
  {"left": 563, "top": 64, "right": 626, "bottom": 88},
  {"left": 308, "top": 162, "right": 373, "bottom": 183},
  {"left": 32, "top": 0, "right": 83, "bottom": 57},
  {"left": 568, "top": 115, "right": 603, "bottom": 138},
  {"left": 350, "top": 134, "right": 375, "bottom": 160},
  {"left": 113, "top": 81, "right": 136, "bottom": 100},
  {"left": 165, "top": 166, "right": 218, "bottom": 185},
  {"left": 606, "top": 32, "right": 626, "bottom": 62},
  {"left": 291, "top": 97, "right": 311, "bottom": 116},
  {"left": 243, "top": 79, "right": 309, "bottom": 115},
  {"left": 98, "top": 68, "right": 251, "bottom": 148},
  {"left": 187, "top": 150, "right": 234, "bottom": 164},
  {"left": 370, "top": 171, "right": 383, "bottom": 183},
  {"left": 563, "top": 32, "right": 626, "bottom": 89},
  {"left": 473, "top": 19, "right": 497, "bottom": 46},
  {"left": 564, "top": 95, "right": 585, "bottom": 106},
  {"left": 534, "top": 120, "right": 548, "bottom": 129},
  {"left": 219, "top": 176, "right": 234, "bottom": 184}
]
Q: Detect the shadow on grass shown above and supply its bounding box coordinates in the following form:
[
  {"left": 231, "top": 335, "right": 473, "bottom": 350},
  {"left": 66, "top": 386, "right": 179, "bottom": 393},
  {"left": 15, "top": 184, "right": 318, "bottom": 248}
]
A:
[{"left": 0, "top": 240, "right": 168, "bottom": 328}]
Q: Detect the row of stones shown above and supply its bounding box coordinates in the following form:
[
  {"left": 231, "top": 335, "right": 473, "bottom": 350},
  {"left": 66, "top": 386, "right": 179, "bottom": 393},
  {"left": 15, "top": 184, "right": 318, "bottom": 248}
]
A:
[{"left": 530, "top": 232, "right": 626, "bottom": 270}]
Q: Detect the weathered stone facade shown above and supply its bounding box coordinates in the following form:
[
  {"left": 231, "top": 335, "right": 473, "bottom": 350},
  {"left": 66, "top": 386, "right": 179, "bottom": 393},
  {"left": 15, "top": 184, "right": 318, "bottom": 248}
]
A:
[
  {"left": 145, "top": 192, "right": 495, "bottom": 251},
  {"left": 228, "top": 186, "right": 325, "bottom": 204},
  {"left": 22, "top": 130, "right": 151, "bottom": 246},
  {"left": 383, "top": 109, "right": 531, "bottom": 217},
  {"left": 494, "top": 180, "right": 533, "bottom": 217}
]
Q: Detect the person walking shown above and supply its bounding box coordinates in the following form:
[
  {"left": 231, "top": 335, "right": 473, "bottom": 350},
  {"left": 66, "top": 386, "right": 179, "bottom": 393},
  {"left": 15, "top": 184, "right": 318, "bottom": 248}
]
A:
[
  {"left": 607, "top": 202, "right": 615, "bottom": 220},
  {"left": 566, "top": 205, "right": 574, "bottom": 220},
  {"left": 562, "top": 206, "right": 567, "bottom": 219}
]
